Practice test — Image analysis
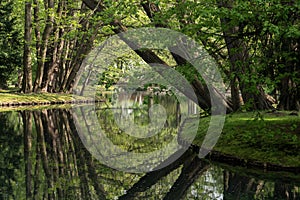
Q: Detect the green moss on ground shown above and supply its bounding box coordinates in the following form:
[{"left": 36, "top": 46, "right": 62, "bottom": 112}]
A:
[{"left": 192, "top": 111, "right": 300, "bottom": 167}]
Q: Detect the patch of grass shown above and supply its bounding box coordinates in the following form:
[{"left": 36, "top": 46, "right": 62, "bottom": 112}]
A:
[
  {"left": 0, "top": 91, "right": 104, "bottom": 112},
  {"left": 0, "top": 91, "right": 101, "bottom": 103},
  {"left": 191, "top": 111, "right": 300, "bottom": 167},
  {"left": 0, "top": 104, "right": 73, "bottom": 112},
  {"left": 0, "top": 92, "right": 78, "bottom": 103}
]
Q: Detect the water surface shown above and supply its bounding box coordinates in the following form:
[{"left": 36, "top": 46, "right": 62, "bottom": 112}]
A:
[{"left": 0, "top": 95, "right": 299, "bottom": 199}]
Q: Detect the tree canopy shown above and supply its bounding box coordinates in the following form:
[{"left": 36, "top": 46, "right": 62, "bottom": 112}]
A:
[{"left": 1, "top": 0, "right": 299, "bottom": 111}]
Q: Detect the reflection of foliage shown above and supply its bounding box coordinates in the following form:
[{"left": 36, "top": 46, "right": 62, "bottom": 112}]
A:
[
  {"left": 185, "top": 166, "right": 223, "bottom": 199},
  {"left": 95, "top": 94, "right": 181, "bottom": 153},
  {"left": 0, "top": 112, "right": 23, "bottom": 199},
  {"left": 96, "top": 108, "right": 177, "bottom": 154},
  {"left": 1, "top": 109, "right": 300, "bottom": 199}
]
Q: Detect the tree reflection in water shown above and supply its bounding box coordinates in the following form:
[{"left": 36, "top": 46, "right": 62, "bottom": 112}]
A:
[{"left": 0, "top": 107, "right": 299, "bottom": 199}]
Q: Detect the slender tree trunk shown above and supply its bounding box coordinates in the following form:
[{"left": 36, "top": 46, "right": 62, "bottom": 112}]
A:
[
  {"left": 33, "top": 0, "right": 41, "bottom": 56},
  {"left": 57, "top": 40, "right": 71, "bottom": 91},
  {"left": 22, "top": 0, "right": 33, "bottom": 93},
  {"left": 33, "top": 110, "right": 54, "bottom": 199},
  {"left": 63, "top": 6, "right": 101, "bottom": 93},
  {"left": 33, "top": 0, "right": 54, "bottom": 92}
]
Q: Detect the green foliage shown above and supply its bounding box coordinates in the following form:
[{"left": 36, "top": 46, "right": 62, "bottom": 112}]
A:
[
  {"left": 99, "top": 65, "right": 123, "bottom": 90},
  {"left": 0, "top": 0, "right": 23, "bottom": 88}
]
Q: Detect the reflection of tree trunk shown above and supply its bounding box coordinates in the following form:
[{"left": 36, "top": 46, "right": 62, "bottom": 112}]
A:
[
  {"left": 73, "top": 137, "right": 92, "bottom": 199},
  {"left": 118, "top": 148, "right": 197, "bottom": 199},
  {"left": 22, "top": 111, "right": 33, "bottom": 199},
  {"left": 85, "top": 149, "right": 107, "bottom": 199},
  {"left": 77, "top": 107, "right": 107, "bottom": 198},
  {"left": 56, "top": 112, "right": 66, "bottom": 199},
  {"left": 67, "top": 110, "right": 107, "bottom": 200},
  {"left": 164, "top": 158, "right": 210, "bottom": 200},
  {"left": 21, "top": 109, "right": 110, "bottom": 199},
  {"left": 74, "top": 106, "right": 106, "bottom": 200},
  {"left": 33, "top": 110, "right": 53, "bottom": 199},
  {"left": 274, "top": 182, "right": 293, "bottom": 200},
  {"left": 45, "top": 110, "right": 61, "bottom": 199},
  {"left": 60, "top": 110, "right": 83, "bottom": 199},
  {"left": 33, "top": 139, "right": 41, "bottom": 199},
  {"left": 223, "top": 172, "right": 257, "bottom": 199}
]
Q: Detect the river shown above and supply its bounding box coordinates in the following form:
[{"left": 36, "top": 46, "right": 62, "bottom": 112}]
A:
[{"left": 0, "top": 93, "right": 299, "bottom": 199}]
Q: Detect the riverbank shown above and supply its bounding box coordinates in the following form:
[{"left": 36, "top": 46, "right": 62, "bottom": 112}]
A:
[
  {"left": 0, "top": 90, "right": 103, "bottom": 108},
  {"left": 191, "top": 111, "right": 300, "bottom": 169}
]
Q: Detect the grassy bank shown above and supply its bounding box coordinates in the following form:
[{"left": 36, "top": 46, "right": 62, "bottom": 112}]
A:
[
  {"left": 0, "top": 90, "right": 100, "bottom": 106},
  {"left": 191, "top": 111, "right": 300, "bottom": 168}
]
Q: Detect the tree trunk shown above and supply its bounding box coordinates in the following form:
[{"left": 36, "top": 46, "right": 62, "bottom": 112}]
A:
[
  {"left": 82, "top": 0, "right": 232, "bottom": 113},
  {"left": 33, "top": 0, "right": 54, "bottom": 92},
  {"left": 218, "top": 0, "right": 273, "bottom": 111},
  {"left": 41, "top": 0, "right": 65, "bottom": 92},
  {"left": 22, "top": 0, "right": 33, "bottom": 93},
  {"left": 278, "top": 76, "right": 300, "bottom": 111},
  {"left": 277, "top": 27, "right": 300, "bottom": 110}
]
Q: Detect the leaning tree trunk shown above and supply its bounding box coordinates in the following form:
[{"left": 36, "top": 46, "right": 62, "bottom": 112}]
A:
[{"left": 82, "top": 0, "right": 233, "bottom": 113}]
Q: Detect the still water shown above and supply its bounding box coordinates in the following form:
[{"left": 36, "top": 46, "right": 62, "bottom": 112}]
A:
[{"left": 0, "top": 94, "right": 299, "bottom": 199}]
